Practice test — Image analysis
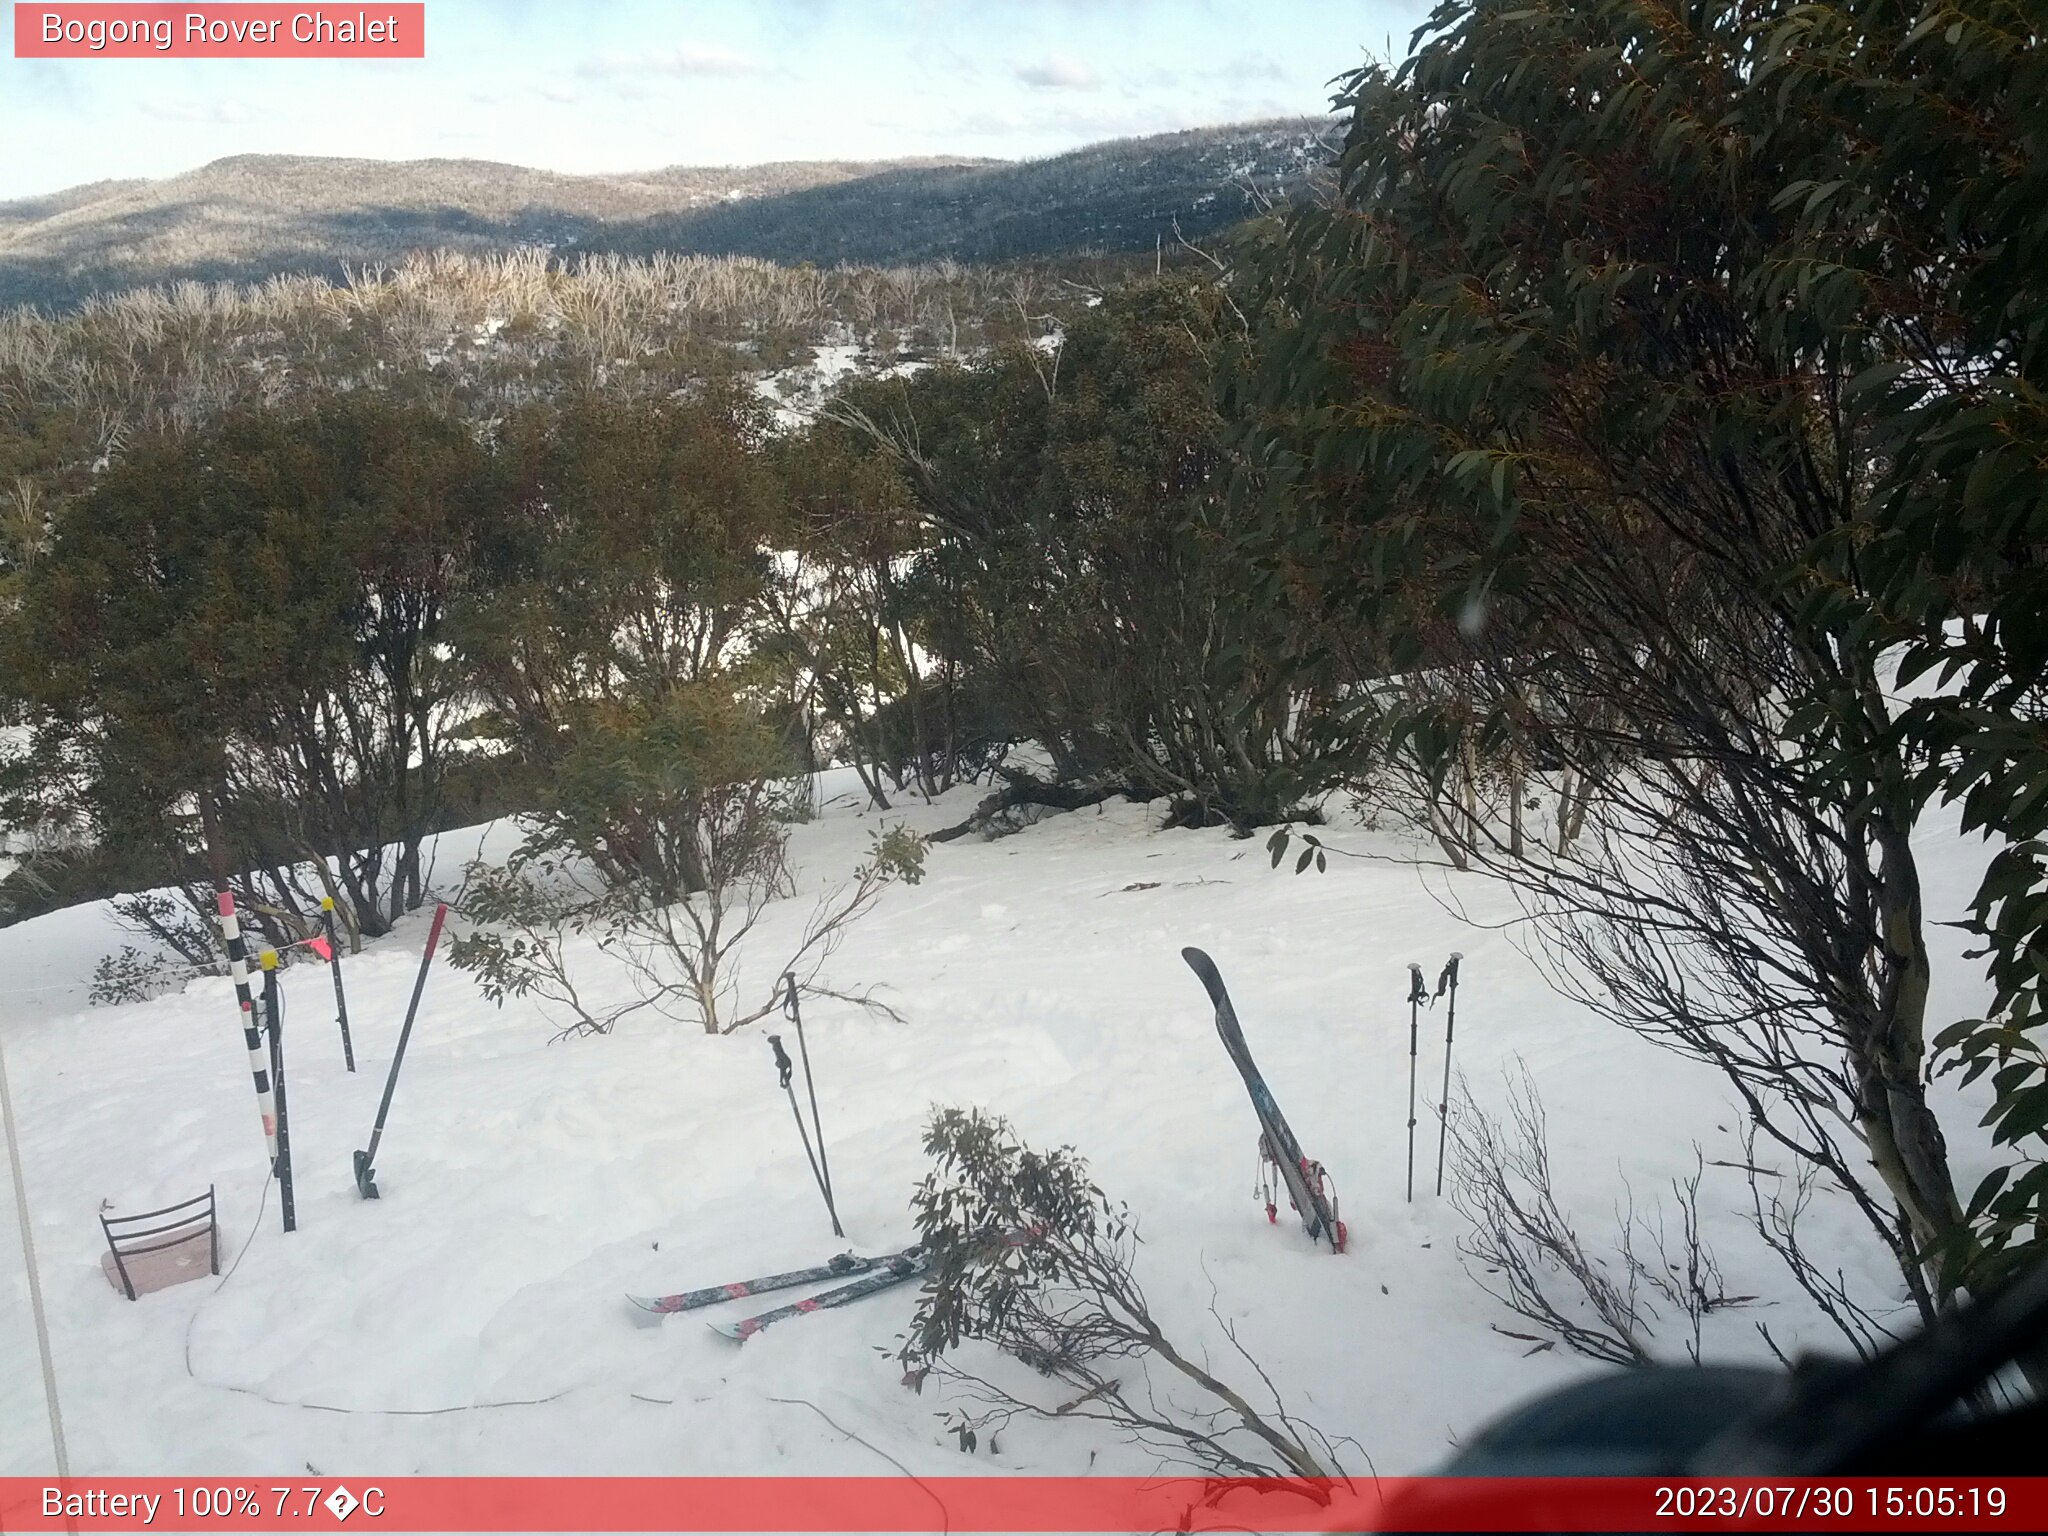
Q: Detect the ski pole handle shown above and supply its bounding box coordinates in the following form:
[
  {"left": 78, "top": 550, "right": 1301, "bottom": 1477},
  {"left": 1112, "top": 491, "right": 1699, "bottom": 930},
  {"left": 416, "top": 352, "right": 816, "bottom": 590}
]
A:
[
  {"left": 1407, "top": 962, "right": 1428, "bottom": 1006},
  {"left": 422, "top": 901, "right": 449, "bottom": 961},
  {"left": 768, "top": 1034, "right": 794, "bottom": 1089}
]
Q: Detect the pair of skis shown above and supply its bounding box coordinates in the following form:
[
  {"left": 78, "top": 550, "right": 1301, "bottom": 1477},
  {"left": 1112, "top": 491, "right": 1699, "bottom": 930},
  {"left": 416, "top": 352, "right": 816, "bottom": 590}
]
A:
[
  {"left": 1184, "top": 947, "right": 1347, "bottom": 1254},
  {"left": 629, "top": 1247, "right": 926, "bottom": 1341}
]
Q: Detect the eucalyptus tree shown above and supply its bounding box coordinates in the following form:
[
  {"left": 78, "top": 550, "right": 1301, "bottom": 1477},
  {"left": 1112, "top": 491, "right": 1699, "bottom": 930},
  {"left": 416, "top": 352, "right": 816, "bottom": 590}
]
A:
[{"left": 1244, "top": 0, "right": 2043, "bottom": 1330}]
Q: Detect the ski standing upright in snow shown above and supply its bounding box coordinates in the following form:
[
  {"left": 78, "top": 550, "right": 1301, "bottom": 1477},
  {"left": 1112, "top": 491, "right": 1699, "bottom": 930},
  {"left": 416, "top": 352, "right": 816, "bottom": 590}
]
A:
[{"left": 1181, "top": 947, "right": 1346, "bottom": 1253}]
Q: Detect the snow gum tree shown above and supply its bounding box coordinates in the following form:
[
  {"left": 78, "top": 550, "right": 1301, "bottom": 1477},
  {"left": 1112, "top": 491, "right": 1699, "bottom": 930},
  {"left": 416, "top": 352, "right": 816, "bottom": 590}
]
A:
[
  {"left": 819, "top": 280, "right": 1352, "bottom": 831},
  {"left": 3, "top": 393, "right": 491, "bottom": 941},
  {"left": 901, "top": 1107, "right": 1346, "bottom": 1481},
  {"left": 451, "top": 382, "right": 782, "bottom": 838},
  {"left": 451, "top": 677, "right": 927, "bottom": 1035},
  {"left": 1243, "top": 0, "right": 2044, "bottom": 1330},
  {"left": 1764, "top": 3, "right": 2048, "bottom": 1297}
]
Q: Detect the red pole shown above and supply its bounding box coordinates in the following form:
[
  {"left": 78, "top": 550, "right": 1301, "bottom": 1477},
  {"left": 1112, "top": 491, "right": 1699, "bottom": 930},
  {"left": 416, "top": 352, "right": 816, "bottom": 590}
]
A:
[{"left": 354, "top": 903, "right": 449, "bottom": 1199}]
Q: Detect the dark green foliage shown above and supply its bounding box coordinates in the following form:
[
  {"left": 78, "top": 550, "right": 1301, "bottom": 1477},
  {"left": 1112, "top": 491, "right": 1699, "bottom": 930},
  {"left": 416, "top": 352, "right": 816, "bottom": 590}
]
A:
[
  {"left": 455, "top": 384, "right": 778, "bottom": 769},
  {"left": 0, "top": 841, "right": 172, "bottom": 929},
  {"left": 1671, "top": 0, "right": 2048, "bottom": 1290},
  {"left": 5, "top": 392, "right": 493, "bottom": 937},
  {"left": 518, "top": 679, "right": 799, "bottom": 909},
  {"left": 1777, "top": 3, "right": 2048, "bottom": 1290},
  {"left": 1237, "top": 0, "right": 2047, "bottom": 1310},
  {"left": 88, "top": 946, "right": 189, "bottom": 1007},
  {"left": 900, "top": 1107, "right": 1339, "bottom": 1480},
  {"left": 1935, "top": 1016, "right": 2048, "bottom": 1286},
  {"left": 804, "top": 279, "right": 1348, "bottom": 829},
  {"left": 447, "top": 853, "right": 626, "bottom": 1041},
  {"left": 901, "top": 1107, "right": 1120, "bottom": 1372}
]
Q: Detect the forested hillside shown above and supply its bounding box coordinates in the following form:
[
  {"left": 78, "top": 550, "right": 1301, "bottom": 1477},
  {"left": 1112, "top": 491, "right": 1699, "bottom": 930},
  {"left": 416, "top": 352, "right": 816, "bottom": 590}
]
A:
[{"left": 0, "top": 120, "right": 1330, "bottom": 311}]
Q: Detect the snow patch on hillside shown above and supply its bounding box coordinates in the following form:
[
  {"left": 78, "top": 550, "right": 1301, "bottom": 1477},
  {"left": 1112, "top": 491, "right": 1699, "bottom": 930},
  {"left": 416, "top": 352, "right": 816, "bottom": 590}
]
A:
[{"left": 755, "top": 342, "right": 934, "bottom": 430}]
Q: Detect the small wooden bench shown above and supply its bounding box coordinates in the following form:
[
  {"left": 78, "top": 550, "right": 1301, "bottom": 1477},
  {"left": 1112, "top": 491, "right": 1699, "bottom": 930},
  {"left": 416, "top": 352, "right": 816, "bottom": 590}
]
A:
[{"left": 100, "top": 1187, "right": 218, "bottom": 1300}]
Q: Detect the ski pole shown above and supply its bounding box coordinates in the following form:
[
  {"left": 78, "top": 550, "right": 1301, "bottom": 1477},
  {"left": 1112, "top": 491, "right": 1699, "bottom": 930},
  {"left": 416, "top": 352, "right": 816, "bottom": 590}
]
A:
[
  {"left": 1434, "top": 952, "right": 1462, "bottom": 1197},
  {"left": 354, "top": 902, "right": 448, "bottom": 1200},
  {"left": 261, "top": 951, "right": 296, "bottom": 1233},
  {"left": 215, "top": 891, "right": 280, "bottom": 1172},
  {"left": 1406, "top": 962, "right": 1427, "bottom": 1203},
  {"left": 783, "top": 971, "right": 834, "bottom": 1211},
  {"left": 769, "top": 1033, "right": 843, "bottom": 1237},
  {"left": 320, "top": 896, "right": 356, "bottom": 1073}
]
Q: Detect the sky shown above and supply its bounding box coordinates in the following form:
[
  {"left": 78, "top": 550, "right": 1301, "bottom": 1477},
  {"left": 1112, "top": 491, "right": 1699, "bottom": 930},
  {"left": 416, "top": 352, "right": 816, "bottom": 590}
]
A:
[{"left": 0, "top": 1, "right": 1433, "bottom": 201}]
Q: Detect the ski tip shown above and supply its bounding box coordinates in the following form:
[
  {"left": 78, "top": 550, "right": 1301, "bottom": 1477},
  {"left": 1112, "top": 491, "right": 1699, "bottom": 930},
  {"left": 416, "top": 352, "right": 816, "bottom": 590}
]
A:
[
  {"left": 626, "top": 1295, "right": 673, "bottom": 1314},
  {"left": 1180, "top": 946, "right": 1226, "bottom": 1002}
]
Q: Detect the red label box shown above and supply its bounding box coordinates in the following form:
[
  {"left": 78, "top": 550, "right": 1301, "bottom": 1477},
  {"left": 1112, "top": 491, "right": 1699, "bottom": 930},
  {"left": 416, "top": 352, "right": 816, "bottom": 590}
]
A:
[
  {"left": 2, "top": 1476, "right": 2046, "bottom": 1532},
  {"left": 13, "top": 4, "right": 425, "bottom": 58}
]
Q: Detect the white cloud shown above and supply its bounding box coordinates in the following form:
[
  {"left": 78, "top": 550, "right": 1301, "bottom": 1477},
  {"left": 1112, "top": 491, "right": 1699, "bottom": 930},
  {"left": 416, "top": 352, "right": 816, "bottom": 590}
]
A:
[
  {"left": 144, "top": 99, "right": 254, "bottom": 125},
  {"left": 576, "top": 43, "right": 763, "bottom": 79},
  {"left": 1012, "top": 54, "right": 1101, "bottom": 91},
  {"left": 1210, "top": 52, "right": 1287, "bottom": 83}
]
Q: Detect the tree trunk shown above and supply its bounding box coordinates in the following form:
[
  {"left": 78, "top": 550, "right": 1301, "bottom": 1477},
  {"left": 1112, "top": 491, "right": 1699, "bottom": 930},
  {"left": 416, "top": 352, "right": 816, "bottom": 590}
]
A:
[
  {"left": 198, "top": 786, "right": 234, "bottom": 893},
  {"left": 1509, "top": 764, "right": 1525, "bottom": 860},
  {"left": 1856, "top": 808, "right": 1964, "bottom": 1311}
]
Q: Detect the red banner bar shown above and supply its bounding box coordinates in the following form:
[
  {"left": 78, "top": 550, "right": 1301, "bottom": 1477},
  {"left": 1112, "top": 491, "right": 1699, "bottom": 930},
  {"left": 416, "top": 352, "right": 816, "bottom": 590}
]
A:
[
  {"left": 3, "top": 1477, "right": 2044, "bottom": 1532},
  {"left": 13, "top": 5, "right": 425, "bottom": 59}
]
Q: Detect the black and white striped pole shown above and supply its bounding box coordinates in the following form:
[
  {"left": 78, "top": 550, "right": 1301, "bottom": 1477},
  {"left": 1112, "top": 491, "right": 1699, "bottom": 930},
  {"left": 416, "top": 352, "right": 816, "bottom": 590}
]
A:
[
  {"left": 260, "top": 949, "right": 296, "bottom": 1234},
  {"left": 215, "top": 891, "right": 280, "bottom": 1175}
]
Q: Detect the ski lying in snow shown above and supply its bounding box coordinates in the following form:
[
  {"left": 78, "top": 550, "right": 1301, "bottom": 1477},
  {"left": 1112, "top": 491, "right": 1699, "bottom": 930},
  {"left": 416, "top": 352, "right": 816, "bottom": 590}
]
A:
[
  {"left": 1182, "top": 947, "right": 1347, "bottom": 1254},
  {"left": 707, "top": 1250, "right": 929, "bottom": 1341},
  {"left": 628, "top": 1249, "right": 912, "bottom": 1315}
]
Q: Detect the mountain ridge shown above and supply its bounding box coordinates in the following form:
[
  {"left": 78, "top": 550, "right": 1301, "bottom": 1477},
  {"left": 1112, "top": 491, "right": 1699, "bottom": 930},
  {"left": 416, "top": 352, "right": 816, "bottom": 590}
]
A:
[{"left": 0, "top": 118, "right": 1335, "bottom": 311}]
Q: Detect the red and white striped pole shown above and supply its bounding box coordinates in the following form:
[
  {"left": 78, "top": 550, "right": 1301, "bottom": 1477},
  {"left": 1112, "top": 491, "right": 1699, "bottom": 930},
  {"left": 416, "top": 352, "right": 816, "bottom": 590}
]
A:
[{"left": 216, "top": 891, "right": 280, "bottom": 1171}]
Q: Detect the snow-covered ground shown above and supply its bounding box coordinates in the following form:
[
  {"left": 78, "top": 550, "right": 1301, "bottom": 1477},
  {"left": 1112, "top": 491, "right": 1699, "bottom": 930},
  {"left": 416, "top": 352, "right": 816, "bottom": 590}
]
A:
[
  {"left": 0, "top": 772, "right": 2000, "bottom": 1480},
  {"left": 755, "top": 342, "right": 933, "bottom": 431}
]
